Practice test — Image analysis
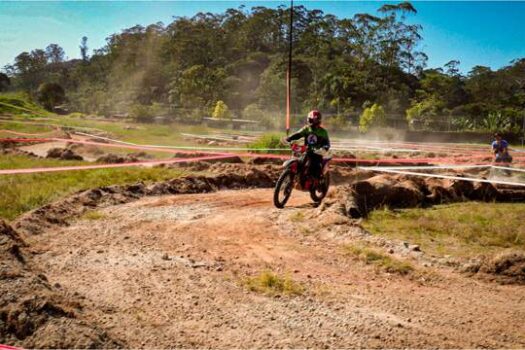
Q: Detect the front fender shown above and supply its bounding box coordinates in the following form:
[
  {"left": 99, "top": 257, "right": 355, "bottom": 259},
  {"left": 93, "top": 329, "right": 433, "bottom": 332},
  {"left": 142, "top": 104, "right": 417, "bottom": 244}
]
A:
[{"left": 283, "top": 159, "right": 299, "bottom": 173}]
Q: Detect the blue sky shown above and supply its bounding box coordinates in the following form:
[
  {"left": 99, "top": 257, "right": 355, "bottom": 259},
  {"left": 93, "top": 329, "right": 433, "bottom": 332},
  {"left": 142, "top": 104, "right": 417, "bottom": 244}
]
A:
[{"left": 1, "top": 1, "right": 525, "bottom": 73}]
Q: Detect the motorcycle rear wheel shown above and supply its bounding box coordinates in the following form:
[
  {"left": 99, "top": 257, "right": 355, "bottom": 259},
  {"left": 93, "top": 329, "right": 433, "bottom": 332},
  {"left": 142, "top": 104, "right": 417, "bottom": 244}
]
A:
[{"left": 310, "top": 172, "right": 330, "bottom": 203}]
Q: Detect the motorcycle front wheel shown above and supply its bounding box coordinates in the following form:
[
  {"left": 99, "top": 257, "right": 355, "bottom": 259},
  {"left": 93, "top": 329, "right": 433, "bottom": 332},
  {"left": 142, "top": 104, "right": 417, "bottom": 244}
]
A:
[{"left": 273, "top": 169, "right": 295, "bottom": 208}]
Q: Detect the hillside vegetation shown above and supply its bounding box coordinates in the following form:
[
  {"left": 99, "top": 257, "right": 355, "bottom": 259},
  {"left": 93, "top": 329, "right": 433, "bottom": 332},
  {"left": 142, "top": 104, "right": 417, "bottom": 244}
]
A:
[{"left": 1, "top": 2, "right": 524, "bottom": 132}]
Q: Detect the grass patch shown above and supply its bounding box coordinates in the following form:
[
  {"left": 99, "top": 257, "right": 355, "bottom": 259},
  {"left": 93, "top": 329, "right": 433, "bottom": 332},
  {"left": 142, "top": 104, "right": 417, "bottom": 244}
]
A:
[
  {"left": 81, "top": 210, "right": 106, "bottom": 221},
  {"left": 289, "top": 211, "right": 305, "bottom": 222},
  {"left": 244, "top": 270, "right": 304, "bottom": 296},
  {"left": 362, "top": 203, "right": 525, "bottom": 258},
  {"left": 0, "top": 154, "right": 183, "bottom": 221},
  {"left": 0, "top": 120, "right": 57, "bottom": 135},
  {"left": 0, "top": 154, "right": 86, "bottom": 169},
  {"left": 0, "top": 92, "right": 50, "bottom": 117},
  {"left": 344, "top": 244, "right": 414, "bottom": 275}
]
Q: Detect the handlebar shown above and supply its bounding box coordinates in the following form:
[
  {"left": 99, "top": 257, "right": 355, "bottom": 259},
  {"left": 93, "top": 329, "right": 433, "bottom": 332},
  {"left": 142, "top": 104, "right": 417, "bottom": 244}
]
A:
[{"left": 289, "top": 143, "right": 332, "bottom": 159}]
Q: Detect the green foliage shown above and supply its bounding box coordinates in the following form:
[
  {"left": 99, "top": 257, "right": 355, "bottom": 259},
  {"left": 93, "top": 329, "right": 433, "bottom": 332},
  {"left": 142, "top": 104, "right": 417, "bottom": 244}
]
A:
[
  {"left": 178, "top": 108, "right": 204, "bottom": 124},
  {"left": 0, "top": 73, "right": 10, "bottom": 92},
  {"left": 359, "top": 103, "right": 386, "bottom": 132},
  {"left": 243, "top": 103, "right": 278, "bottom": 129},
  {"left": 0, "top": 153, "right": 183, "bottom": 221},
  {"left": 3, "top": 4, "right": 428, "bottom": 121},
  {"left": 248, "top": 133, "right": 286, "bottom": 153},
  {"left": 37, "top": 82, "right": 65, "bottom": 111},
  {"left": 451, "top": 116, "right": 475, "bottom": 131},
  {"left": 3, "top": 5, "right": 525, "bottom": 133},
  {"left": 480, "top": 112, "right": 512, "bottom": 132},
  {"left": 170, "top": 65, "right": 227, "bottom": 109},
  {"left": 130, "top": 104, "right": 154, "bottom": 123},
  {"left": 0, "top": 92, "right": 50, "bottom": 116},
  {"left": 405, "top": 96, "right": 444, "bottom": 130},
  {"left": 327, "top": 114, "right": 349, "bottom": 130},
  {"left": 363, "top": 203, "right": 525, "bottom": 258},
  {"left": 211, "top": 100, "right": 231, "bottom": 119},
  {"left": 244, "top": 270, "right": 304, "bottom": 296}
]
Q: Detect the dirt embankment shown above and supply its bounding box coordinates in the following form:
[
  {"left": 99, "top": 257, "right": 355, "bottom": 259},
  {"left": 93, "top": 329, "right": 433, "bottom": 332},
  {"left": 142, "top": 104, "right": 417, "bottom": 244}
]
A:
[
  {"left": 324, "top": 173, "right": 525, "bottom": 219},
  {"left": 0, "top": 221, "right": 120, "bottom": 348}
]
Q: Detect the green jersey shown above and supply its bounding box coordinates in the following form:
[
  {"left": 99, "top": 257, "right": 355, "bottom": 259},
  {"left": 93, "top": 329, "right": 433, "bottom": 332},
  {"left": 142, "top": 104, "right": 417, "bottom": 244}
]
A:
[{"left": 286, "top": 125, "right": 330, "bottom": 151}]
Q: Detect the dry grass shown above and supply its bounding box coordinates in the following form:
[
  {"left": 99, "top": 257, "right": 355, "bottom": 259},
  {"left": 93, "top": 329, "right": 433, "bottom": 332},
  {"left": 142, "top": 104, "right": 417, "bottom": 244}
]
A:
[
  {"left": 344, "top": 244, "right": 414, "bottom": 275},
  {"left": 81, "top": 210, "right": 106, "bottom": 221},
  {"left": 244, "top": 270, "right": 304, "bottom": 296},
  {"left": 289, "top": 211, "right": 306, "bottom": 222}
]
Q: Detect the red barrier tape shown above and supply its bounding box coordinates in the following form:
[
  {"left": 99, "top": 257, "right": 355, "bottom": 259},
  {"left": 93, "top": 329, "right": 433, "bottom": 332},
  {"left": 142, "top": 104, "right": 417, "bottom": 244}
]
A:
[
  {"left": 2, "top": 137, "right": 525, "bottom": 175},
  {"left": 0, "top": 137, "right": 229, "bottom": 156},
  {"left": 0, "top": 344, "right": 21, "bottom": 350},
  {"left": 0, "top": 128, "right": 59, "bottom": 137}
]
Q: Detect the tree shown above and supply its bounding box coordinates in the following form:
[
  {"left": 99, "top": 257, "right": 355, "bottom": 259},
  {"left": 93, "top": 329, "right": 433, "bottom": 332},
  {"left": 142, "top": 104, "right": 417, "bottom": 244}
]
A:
[
  {"left": 444, "top": 60, "right": 460, "bottom": 76},
  {"left": 80, "top": 36, "right": 89, "bottom": 61},
  {"left": 12, "top": 50, "right": 48, "bottom": 91},
  {"left": 0, "top": 73, "right": 10, "bottom": 92},
  {"left": 170, "top": 65, "right": 226, "bottom": 108},
  {"left": 406, "top": 95, "right": 444, "bottom": 130},
  {"left": 212, "top": 100, "right": 232, "bottom": 119},
  {"left": 45, "top": 44, "right": 65, "bottom": 63},
  {"left": 37, "top": 82, "right": 65, "bottom": 110},
  {"left": 359, "top": 103, "right": 386, "bottom": 132}
]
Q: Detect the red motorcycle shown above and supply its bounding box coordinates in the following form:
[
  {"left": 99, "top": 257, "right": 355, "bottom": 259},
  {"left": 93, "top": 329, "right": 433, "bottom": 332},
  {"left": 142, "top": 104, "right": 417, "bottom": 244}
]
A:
[{"left": 273, "top": 143, "right": 331, "bottom": 208}]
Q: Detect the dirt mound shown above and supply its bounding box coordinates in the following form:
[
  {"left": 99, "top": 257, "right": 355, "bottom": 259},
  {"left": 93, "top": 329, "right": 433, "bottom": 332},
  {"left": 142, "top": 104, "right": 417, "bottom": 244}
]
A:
[
  {"left": 338, "top": 173, "right": 523, "bottom": 217},
  {"left": 0, "top": 140, "right": 14, "bottom": 149},
  {"left": 0, "top": 220, "right": 26, "bottom": 264},
  {"left": 0, "top": 220, "right": 120, "bottom": 348},
  {"left": 351, "top": 175, "right": 424, "bottom": 214},
  {"left": 1, "top": 148, "right": 42, "bottom": 159},
  {"left": 481, "top": 252, "right": 525, "bottom": 283},
  {"left": 172, "top": 151, "right": 210, "bottom": 159},
  {"left": 129, "top": 151, "right": 154, "bottom": 159},
  {"left": 96, "top": 153, "right": 139, "bottom": 164},
  {"left": 247, "top": 156, "right": 283, "bottom": 165},
  {"left": 464, "top": 251, "right": 525, "bottom": 284},
  {"left": 86, "top": 137, "right": 109, "bottom": 143},
  {"left": 46, "top": 147, "right": 83, "bottom": 161}
]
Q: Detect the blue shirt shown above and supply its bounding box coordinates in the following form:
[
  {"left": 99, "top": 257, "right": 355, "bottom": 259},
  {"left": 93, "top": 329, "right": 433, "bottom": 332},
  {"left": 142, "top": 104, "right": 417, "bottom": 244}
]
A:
[{"left": 492, "top": 140, "right": 509, "bottom": 154}]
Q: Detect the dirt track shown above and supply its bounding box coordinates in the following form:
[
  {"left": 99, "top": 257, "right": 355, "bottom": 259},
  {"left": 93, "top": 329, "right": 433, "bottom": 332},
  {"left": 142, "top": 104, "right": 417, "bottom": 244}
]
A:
[{"left": 24, "top": 188, "right": 525, "bottom": 348}]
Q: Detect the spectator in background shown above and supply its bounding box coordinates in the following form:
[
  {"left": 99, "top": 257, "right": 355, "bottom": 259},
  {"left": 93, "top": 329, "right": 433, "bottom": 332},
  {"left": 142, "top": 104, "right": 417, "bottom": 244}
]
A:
[{"left": 492, "top": 133, "right": 513, "bottom": 164}]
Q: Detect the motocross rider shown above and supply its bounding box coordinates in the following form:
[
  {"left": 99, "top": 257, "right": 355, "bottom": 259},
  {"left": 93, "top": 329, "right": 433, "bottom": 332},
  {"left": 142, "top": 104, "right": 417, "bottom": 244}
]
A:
[{"left": 285, "top": 110, "right": 330, "bottom": 179}]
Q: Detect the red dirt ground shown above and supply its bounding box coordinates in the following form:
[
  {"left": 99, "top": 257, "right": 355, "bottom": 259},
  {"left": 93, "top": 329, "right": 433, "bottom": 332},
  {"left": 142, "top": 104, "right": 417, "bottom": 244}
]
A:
[{"left": 18, "top": 188, "right": 525, "bottom": 348}]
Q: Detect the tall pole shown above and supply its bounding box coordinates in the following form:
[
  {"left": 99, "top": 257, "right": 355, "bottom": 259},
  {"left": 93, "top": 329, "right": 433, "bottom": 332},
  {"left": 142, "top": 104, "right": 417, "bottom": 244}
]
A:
[
  {"left": 286, "top": 0, "right": 293, "bottom": 136},
  {"left": 522, "top": 111, "right": 525, "bottom": 148}
]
